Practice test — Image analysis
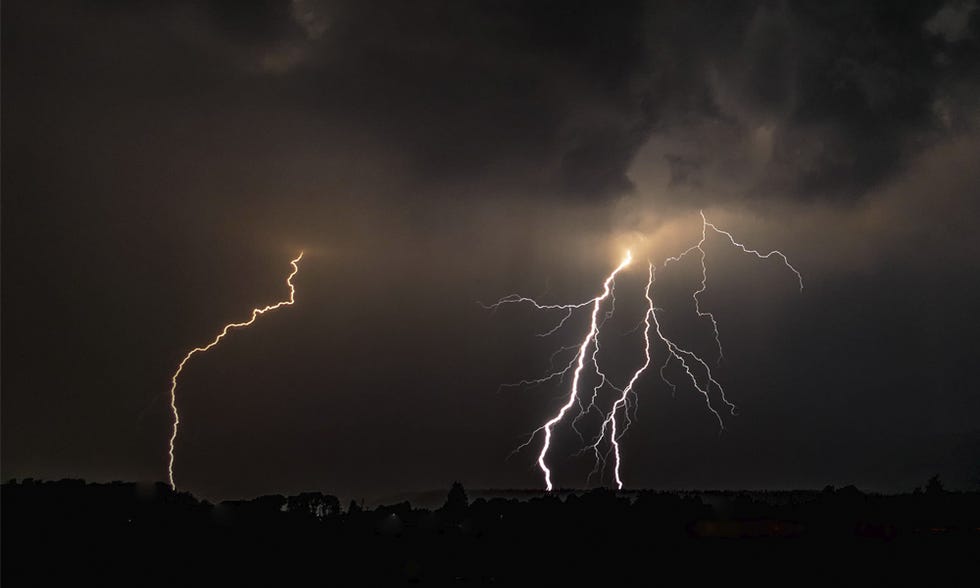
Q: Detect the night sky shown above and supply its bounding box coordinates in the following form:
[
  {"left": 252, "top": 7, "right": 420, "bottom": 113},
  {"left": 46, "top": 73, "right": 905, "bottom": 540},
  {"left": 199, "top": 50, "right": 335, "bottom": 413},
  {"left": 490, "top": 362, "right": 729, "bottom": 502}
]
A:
[{"left": 3, "top": 0, "right": 979, "bottom": 501}]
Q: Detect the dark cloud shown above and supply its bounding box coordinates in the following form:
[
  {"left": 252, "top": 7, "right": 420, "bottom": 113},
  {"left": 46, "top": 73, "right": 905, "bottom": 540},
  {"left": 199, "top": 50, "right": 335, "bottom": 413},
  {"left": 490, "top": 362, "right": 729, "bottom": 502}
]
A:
[
  {"left": 182, "top": 0, "right": 656, "bottom": 200},
  {"left": 635, "top": 0, "right": 980, "bottom": 205},
  {"left": 20, "top": 0, "right": 976, "bottom": 206},
  {"left": 212, "top": 0, "right": 977, "bottom": 205}
]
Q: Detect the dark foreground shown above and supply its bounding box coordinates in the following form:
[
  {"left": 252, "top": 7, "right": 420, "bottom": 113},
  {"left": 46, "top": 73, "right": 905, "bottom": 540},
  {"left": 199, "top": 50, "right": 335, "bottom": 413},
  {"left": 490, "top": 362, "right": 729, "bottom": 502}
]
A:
[{"left": 4, "top": 479, "right": 978, "bottom": 585}]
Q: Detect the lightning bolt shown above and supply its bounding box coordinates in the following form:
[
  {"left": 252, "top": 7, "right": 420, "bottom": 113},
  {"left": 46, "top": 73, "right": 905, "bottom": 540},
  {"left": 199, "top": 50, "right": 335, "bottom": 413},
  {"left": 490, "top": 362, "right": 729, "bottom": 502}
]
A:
[
  {"left": 486, "top": 210, "right": 803, "bottom": 490},
  {"left": 702, "top": 212, "right": 804, "bottom": 292},
  {"left": 485, "top": 251, "right": 632, "bottom": 490},
  {"left": 167, "top": 252, "right": 303, "bottom": 490},
  {"left": 665, "top": 211, "right": 803, "bottom": 364},
  {"left": 587, "top": 262, "right": 724, "bottom": 488},
  {"left": 589, "top": 262, "right": 654, "bottom": 489}
]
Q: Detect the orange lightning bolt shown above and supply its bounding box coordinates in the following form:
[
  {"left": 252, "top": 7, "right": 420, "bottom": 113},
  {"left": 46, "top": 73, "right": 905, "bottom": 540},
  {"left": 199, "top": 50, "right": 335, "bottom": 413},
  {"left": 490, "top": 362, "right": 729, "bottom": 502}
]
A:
[{"left": 167, "top": 252, "right": 303, "bottom": 490}]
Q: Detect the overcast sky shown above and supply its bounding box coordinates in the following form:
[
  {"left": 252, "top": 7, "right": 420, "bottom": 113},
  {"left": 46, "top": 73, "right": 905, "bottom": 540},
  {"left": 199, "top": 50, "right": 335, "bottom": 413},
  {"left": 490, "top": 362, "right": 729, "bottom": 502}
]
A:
[{"left": 3, "top": 0, "right": 979, "bottom": 500}]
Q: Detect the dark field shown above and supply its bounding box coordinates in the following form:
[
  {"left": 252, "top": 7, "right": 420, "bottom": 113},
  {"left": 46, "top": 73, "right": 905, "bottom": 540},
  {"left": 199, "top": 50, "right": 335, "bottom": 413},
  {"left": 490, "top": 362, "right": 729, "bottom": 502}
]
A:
[{"left": 3, "top": 479, "right": 978, "bottom": 584}]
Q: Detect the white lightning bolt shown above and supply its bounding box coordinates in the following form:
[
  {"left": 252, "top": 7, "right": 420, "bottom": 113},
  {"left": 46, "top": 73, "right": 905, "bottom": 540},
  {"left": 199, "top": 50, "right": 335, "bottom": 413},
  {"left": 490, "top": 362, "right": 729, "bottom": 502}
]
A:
[
  {"left": 587, "top": 261, "right": 728, "bottom": 487},
  {"left": 487, "top": 251, "right": 632, "bottom": 490},
  {"left": 487, "top": 210, "right": 803, "bottom": 490},
  {"left": 533, "top": 251, "right": 631, "bottom": 490},
  {"left": 571, "top": 284, "right": 624, "bottom": 440},
  {"left": 588, "top": 262, "right": 654, "bottom": 489},
  {"left": 702, "top": 212, "right": 804, "bottom": 292},
  {"left": 665, "top": 211, "right": 803, "bottom": 365},
  {"left": 664, "top": 213, "right": 724, "bottom": 364},
  {"left": 167, "top": 252, "right": 303, "bottom": 490}
]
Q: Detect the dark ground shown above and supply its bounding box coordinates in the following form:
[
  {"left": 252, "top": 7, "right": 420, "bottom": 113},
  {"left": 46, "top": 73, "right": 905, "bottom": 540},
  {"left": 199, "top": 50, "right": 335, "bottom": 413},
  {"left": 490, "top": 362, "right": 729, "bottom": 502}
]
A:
[{"left": 3, "top": 478, "right": 978, "bottom": 584}]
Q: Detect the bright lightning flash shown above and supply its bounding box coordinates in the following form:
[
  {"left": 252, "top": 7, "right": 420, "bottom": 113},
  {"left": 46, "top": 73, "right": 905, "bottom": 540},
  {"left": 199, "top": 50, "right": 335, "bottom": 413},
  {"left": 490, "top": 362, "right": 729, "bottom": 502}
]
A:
[
  {"left": 167, "top": 252, "right": 303, "bottom": 490},
  {"left": 486, "top": 211, "right": 802, "bottom": 490},
  {"left": 486, "top": 251, "right": 632, "bottom": 491}
]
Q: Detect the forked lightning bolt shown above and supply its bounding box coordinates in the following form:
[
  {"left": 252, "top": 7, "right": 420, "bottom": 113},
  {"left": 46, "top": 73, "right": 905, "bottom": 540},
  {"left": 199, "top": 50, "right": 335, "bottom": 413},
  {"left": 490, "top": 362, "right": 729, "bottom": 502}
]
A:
[
  {"left": 167, "top": 252, "right": 303, "bottom": 490},
  {"left": 587, "top": 262, "right": 655, "bottom": 489},
  {"left": 485, "top": 251, "right": 632, "bottom": 490},
  {"left": 486, "top": 211, "right": 802, "bottom": 490}
]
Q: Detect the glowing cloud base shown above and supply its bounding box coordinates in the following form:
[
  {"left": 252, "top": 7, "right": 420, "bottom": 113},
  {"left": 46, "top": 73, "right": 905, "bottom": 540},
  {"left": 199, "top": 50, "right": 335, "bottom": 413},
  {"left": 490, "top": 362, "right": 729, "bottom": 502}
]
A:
[{"left": 485, "top": 212, "right": 802, "bottom": 490}]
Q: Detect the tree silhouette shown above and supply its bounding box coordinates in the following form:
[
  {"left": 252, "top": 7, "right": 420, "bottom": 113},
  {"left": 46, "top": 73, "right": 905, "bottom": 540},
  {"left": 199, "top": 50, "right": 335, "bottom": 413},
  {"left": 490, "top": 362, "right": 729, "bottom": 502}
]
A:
[
  {"left": 4, "top": 479, "right": 980, "bottom": 584},
  {"left": 445, "top": 481, "right": 468, "bottom": 511},
  {"left": 925, "top": 474, "right": 945, "bottom": 495},
  {"left": 287, "top": 492, "right": 341, "bottom": 519},
  {"left": 440, "top": 481, "right": 468, "bottom": 525}
]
